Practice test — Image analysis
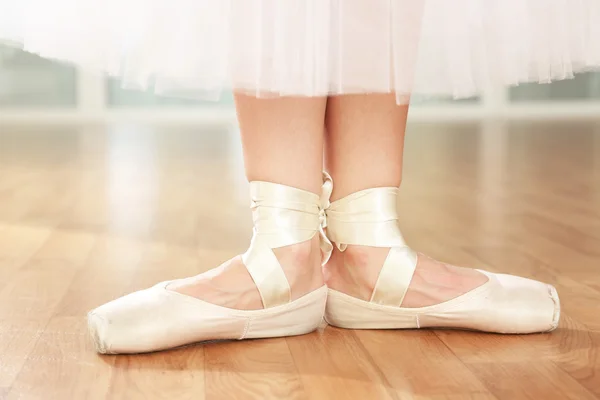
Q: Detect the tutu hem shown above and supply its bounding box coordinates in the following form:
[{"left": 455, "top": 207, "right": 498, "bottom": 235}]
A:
[{"left": 1, "top": 0, "right": 599, "bottom": 104}]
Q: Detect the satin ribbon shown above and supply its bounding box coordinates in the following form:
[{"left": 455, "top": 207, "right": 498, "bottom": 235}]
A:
[
  {"left": 242, "top": 173, "right": 333, "bottom": 308},
  {"left": 326, "top": 187, "right": 408, "bottom": 251},
  {"left": 325, "top": 186, "right": 417, "bottom": 307}
]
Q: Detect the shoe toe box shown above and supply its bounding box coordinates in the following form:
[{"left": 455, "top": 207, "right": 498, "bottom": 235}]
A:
[
  {"left": 87, "top": 286, "right": 170, "bottom": 354},
  {"left": 487, "top": 273, "right": 560, "bottom": 333},
  {"left": 87, "top": 283, "right": 251, "bottom": 354}
]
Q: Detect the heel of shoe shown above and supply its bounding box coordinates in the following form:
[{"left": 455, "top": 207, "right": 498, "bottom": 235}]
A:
[
  {"left": 243, "top": 286, "right": 327, "bottom": 339},
  {"left": 325, "top": 289, "right": 418, "bottom": 330}
]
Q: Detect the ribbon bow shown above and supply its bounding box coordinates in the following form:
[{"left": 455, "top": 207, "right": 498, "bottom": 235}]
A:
[{"left": 318, "top": 172, "right": 334, "bottom": 265}]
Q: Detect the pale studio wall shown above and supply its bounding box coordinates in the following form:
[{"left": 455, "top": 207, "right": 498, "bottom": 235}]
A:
[{"left": 2, "top": 44, "right": 600, "bottom": 124}]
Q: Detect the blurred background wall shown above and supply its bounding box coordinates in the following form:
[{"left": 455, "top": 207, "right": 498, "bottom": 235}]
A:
[{"left": 2, "top": 44, "right": 600, "bottom": 124}]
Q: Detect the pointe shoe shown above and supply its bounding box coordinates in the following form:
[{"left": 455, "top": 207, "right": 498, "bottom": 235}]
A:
[
  {"left": 323, "top": 188, "right": 560, "bottom": 334},
  {"left": 88, "top": 174, "right": 335, "bottom": 354}
]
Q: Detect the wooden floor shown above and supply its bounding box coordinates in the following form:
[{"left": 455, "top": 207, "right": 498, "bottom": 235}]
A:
[{"left": 0, "top": 120, "right": 599, "bottom": 399}]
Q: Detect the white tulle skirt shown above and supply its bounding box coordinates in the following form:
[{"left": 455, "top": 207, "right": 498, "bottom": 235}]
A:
[{"left": 1, "top": 0, "right": 599, "bottom": 103}]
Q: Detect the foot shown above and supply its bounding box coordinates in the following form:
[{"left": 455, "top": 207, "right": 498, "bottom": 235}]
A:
[
  {"left": 167, "top": 236, "right": 324, "bottom": 310},
  {"left": 324, "top": 245, "right": 489, "bottom": 308}
]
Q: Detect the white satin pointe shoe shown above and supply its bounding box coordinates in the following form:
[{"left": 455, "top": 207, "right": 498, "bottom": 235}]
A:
[
  {"left": 323, "top": 187, "right": 560, "bottom": 334},
  {"left": 88, "top": 175, "right": 335, "bottom": 354}
]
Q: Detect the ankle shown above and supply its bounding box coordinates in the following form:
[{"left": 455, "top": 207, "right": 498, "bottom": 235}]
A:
[
  {"left": 274, "top": 236, "right": 324, "bottom": 297},
  {"left": 340, "top": 245, "right": 389, "bottom": 281},
  {"left": 324, "top": 246, "right": 385, "bottom": 300},
  {"left": 284, "top": 239, "right": 316, "bottom": 263}
]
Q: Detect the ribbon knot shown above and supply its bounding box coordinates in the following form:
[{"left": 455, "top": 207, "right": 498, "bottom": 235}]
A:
[
  {"left": 319, "top": 209, "right": 327, "bottom": 229},
  {"left": 318, "top": 172, "right": 334, "bottom": 265}
]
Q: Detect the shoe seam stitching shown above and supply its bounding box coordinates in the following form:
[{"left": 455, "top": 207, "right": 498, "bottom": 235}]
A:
[{"left": 240, "top": 317, "right": 252, "bottom": 340}]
